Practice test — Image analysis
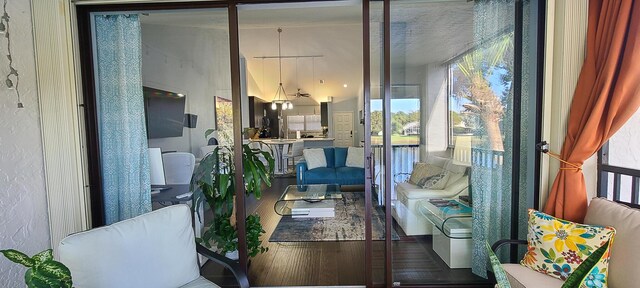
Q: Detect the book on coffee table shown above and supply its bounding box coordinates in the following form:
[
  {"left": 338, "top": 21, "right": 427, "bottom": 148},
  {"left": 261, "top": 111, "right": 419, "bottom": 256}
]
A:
[{"left": 291, "top": 200, "right": 335, "bottom": 218}]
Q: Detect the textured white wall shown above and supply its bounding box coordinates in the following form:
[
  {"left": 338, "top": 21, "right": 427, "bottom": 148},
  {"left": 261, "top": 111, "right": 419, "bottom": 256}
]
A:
[
  {"left": 0, "top": 0, "right": 51, "bottom": 286},
  {"left": 608, "top": 109, "right": 640, "bottom": 170},
  {"left": 142, "top": 24, "right": 232, "bottom": 156}
]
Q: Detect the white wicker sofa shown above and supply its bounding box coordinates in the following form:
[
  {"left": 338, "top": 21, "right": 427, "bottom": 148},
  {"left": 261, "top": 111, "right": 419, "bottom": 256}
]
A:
[{"left": 391, "top": 156, "right": 470, "bottom": 236}]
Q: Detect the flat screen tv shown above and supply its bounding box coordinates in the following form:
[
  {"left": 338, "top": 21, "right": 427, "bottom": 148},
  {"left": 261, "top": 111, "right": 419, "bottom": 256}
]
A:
[{"left": 143, "top": 86, "right": 186, "bottom": 139}]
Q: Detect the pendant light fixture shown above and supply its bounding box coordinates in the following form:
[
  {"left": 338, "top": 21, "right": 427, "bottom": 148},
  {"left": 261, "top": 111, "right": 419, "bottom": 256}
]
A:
[{"left": 271, "top": 28, "right": 293, "bottom": 110}]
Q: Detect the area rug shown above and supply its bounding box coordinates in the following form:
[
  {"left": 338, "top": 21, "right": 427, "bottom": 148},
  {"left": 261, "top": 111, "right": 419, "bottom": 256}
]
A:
[{"left": 269, "top": 192, "right": 399, "bottom": 242}]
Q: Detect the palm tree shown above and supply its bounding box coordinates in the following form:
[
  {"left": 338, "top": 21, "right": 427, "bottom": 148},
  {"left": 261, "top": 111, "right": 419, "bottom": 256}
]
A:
[{"left": 455, "top": 33, "right": 513, "bottom": 151}]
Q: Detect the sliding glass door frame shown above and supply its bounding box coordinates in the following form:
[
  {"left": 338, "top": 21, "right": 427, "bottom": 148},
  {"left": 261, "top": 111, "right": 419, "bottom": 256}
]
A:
[
  {"left": 76, "top": 0, "right": 378, "bottom": 283},
  {"left": 362, "top": 0, "right": 375, "bottom": 287},
  {"left": 75, "top": 0, "right": 545, "bottom": 286},
  {"left": 374, "top": 0, "right": 546, "bottom": 286}
]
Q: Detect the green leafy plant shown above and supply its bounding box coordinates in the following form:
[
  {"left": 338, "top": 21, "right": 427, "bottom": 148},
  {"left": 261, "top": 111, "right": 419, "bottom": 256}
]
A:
[
  {"left": 0, "top": 249, "right": 72, "bottom": 288},
  {"left": 246, "top": 214, "right": 268, "bottom": 257},
  {"left": 454, "top": 33, "right": 513, "bottom": 151},
  {"left": 191, "top": 143, "right": 274, "bottom": 257}
]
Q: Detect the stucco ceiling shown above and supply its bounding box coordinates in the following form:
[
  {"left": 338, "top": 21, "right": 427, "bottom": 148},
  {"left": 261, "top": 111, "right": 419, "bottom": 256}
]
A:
[
  {"left": 139, "top": 1, "right": 493, "bottom": 103},
  {"left": 140, "top": 1, "right": 476, "bottom": 65}
]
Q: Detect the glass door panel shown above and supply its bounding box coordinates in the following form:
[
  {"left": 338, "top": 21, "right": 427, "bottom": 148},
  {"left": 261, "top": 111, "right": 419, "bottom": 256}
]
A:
[
  {"left": 383, "top": 0, "right": 537, "bottom": 286},
  {"left": 136, "top": 7, "right": 235, "bottom": 281},
  {"left": 237, "top": 2, "right": 365, "bottom": 286},
  {"left": 387, "top": 1, "right": 488, "bottom": 285}
]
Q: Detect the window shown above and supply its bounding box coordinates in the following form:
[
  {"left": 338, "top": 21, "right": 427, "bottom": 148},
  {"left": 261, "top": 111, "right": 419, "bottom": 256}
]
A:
[
  {"left": 598, "top": 108, "right": 640, "bottom": 206},
  {"left": 370, "top": 98, "right": 420, "bottom": 145},
  {"left": 287, "top": 115, "right": 321, "bottom": 132},
  {"left": 215, "top": 96, "right": 233, "bottom": 145},
  {"left": 448, "top": 63, "right": 475, "bottom": 147},
  {"left": 447, "top": 43, "right": 513, "bottom": 147}
]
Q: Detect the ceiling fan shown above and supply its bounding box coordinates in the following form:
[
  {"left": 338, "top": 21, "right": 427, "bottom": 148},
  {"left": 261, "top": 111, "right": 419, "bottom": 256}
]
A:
[{"left": 289, "top": 88, "right": 311, "bottom": 98}]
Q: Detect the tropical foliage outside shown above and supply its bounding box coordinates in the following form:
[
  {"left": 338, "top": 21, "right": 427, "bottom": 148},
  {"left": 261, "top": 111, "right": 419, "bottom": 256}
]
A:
[
  {"left": 215, "top": 96, "right": 234, "bottom": 145},
  {"left": 449, "top": 33, "right": 514, "bottom": 151},
  {"left": 370, "top": 99, "right": 420, "bottom": 145}
]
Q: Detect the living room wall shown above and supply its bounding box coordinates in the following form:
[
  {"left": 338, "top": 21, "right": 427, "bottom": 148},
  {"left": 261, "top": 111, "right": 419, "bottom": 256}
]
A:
[
  {"left": 142, "top": 23, "right": 236, "bottom": 156},
  {"left": 0, "top": 0, "right": 51, "bottom": 286}
]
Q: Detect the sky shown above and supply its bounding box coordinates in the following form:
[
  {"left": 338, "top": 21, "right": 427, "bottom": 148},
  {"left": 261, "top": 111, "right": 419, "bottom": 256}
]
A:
[
  {"left": 371, "top": 98, "right": 419, "bottom": 113},
  {"left": 447, "top": 66, "right": 511, "bottom": 113}
]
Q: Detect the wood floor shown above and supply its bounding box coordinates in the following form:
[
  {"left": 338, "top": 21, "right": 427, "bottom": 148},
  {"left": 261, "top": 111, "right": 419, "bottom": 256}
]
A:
[{"left": 200, "top": 177, "right": 491, "bottom": 287}]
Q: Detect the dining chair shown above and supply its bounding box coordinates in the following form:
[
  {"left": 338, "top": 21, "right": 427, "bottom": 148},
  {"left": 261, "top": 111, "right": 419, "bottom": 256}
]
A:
[
  {"left": 283, "top": 140, "right": 304, "bottom": 172},
  {"left": 162, "top": 152, "right": 196, "bottom": 185}
]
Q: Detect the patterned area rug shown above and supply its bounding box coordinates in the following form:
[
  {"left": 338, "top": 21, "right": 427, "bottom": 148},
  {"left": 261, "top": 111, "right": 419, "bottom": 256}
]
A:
[{"left": 269, "top": 192, "right": 399, "bottom": 242}]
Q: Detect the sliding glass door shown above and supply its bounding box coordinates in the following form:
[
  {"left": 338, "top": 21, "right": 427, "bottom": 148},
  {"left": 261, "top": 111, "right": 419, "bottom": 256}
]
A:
[
  {"left": 365, "top": 0, "right": 543, "bottom": 286},
  {"left": 236, "top": 2, "right": 367, "bottom": 286},
  {"left": 78, "top": 0, "right": 542, "bottom": 286}
]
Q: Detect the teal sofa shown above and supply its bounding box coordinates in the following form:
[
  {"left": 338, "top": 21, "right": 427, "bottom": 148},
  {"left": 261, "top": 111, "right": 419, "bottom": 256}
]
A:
[{"left": 296, "top": 147, "right": 365, "bottom": 186}]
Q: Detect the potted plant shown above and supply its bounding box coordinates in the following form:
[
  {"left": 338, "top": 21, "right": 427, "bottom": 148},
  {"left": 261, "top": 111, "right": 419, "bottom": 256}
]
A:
[
  {"left": 191, "top": 142, "right": 274, "bottom": 260},
  {"left": 0, "top": 249, "right": 73, "bottom": 287}
]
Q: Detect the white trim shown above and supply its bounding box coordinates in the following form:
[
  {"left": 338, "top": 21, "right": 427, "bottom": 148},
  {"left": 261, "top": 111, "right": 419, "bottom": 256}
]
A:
[
  {"left": 31, "top": 0, "right": 90, "bottom": 251},
  {"left": 539, "top": 0, "right": 588, "bottom": 208}
]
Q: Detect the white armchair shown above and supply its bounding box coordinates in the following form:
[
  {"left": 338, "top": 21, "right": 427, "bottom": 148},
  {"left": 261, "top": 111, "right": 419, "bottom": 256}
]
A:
[
  {"left": 391, "top": 157, "right": 470, "bottom": 236},
  {"left": 58, "top": 205, "right": 248, "bottom": 288}
]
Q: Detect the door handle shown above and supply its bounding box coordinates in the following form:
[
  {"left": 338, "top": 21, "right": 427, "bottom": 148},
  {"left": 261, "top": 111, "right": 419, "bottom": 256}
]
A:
[{"left": 366, "top": 152, "right": 375, "bottom": 180}]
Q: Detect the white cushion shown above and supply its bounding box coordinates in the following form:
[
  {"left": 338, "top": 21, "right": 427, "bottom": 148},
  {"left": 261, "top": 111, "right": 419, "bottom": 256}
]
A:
[
  {"left": 445, "top": 161, "right": 468, "bottom": 174},
  {"left": 425, "top": 155, "right": 450, "bottom": 168},
  {"left": 303, "top": 148, "right": 327, "bottom": 169},
  {"left": 396, "top": 182, "right": 462, "bottom": 199},
  {"left": 59, "top": 205, "right": 200, "bottom": 288},
  {"left": 409, "top": 163, "right": 443, "bottom": 185},
  {"left": 584, "top": 198, "right": 640, "bottom": 288},
  {"left": 419, "top": 171, "right": 450, "bottom": 189},
  {"left": 503, "top": 264, "right": 563, "bottom": 288},
  {"left": 345, "top": 147, "right": 365, "bottom": 168},
  {"left": 445, "top": 171, "right": 465, "bottom": 187}
]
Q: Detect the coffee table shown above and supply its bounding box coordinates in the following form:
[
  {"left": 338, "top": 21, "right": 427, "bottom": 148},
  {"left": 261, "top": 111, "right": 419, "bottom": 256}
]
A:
[
  {"left": 274, "top": 184, "right": 342, "bottom": 216},
  {"left": 417, "top": 199, "right": 472, "bottom": 268}
]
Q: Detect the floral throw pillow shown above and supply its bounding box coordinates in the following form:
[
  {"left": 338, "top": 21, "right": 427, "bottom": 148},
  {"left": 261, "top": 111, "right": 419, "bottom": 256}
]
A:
[
  {"left": 408, "top": 163, "right": 442, "bottom": 185},
  {"left": 521, "top": 209, "right": 615, "bottom": 285},
  {"left": 418, "top": 170, "right": 450, "bottom": 189}
]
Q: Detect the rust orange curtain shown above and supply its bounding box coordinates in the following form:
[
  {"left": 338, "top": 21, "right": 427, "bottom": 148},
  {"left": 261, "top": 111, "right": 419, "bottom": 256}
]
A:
[{"left": 544, "top": 0, "right": 640, "bottom": 222}]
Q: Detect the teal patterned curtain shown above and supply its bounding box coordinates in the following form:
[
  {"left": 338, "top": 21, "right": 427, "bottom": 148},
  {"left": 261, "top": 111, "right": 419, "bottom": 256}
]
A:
[
  {"left": 469, "top": 0, "right": 515, "bottom": 277},
  {"left": 94, "top": 14, "right": 151, "bottom": 224}
]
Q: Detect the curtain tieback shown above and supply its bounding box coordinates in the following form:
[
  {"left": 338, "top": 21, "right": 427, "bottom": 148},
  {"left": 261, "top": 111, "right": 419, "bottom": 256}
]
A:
[{"left": 546, "top": 151, "right": 582, "bottom": 172}]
